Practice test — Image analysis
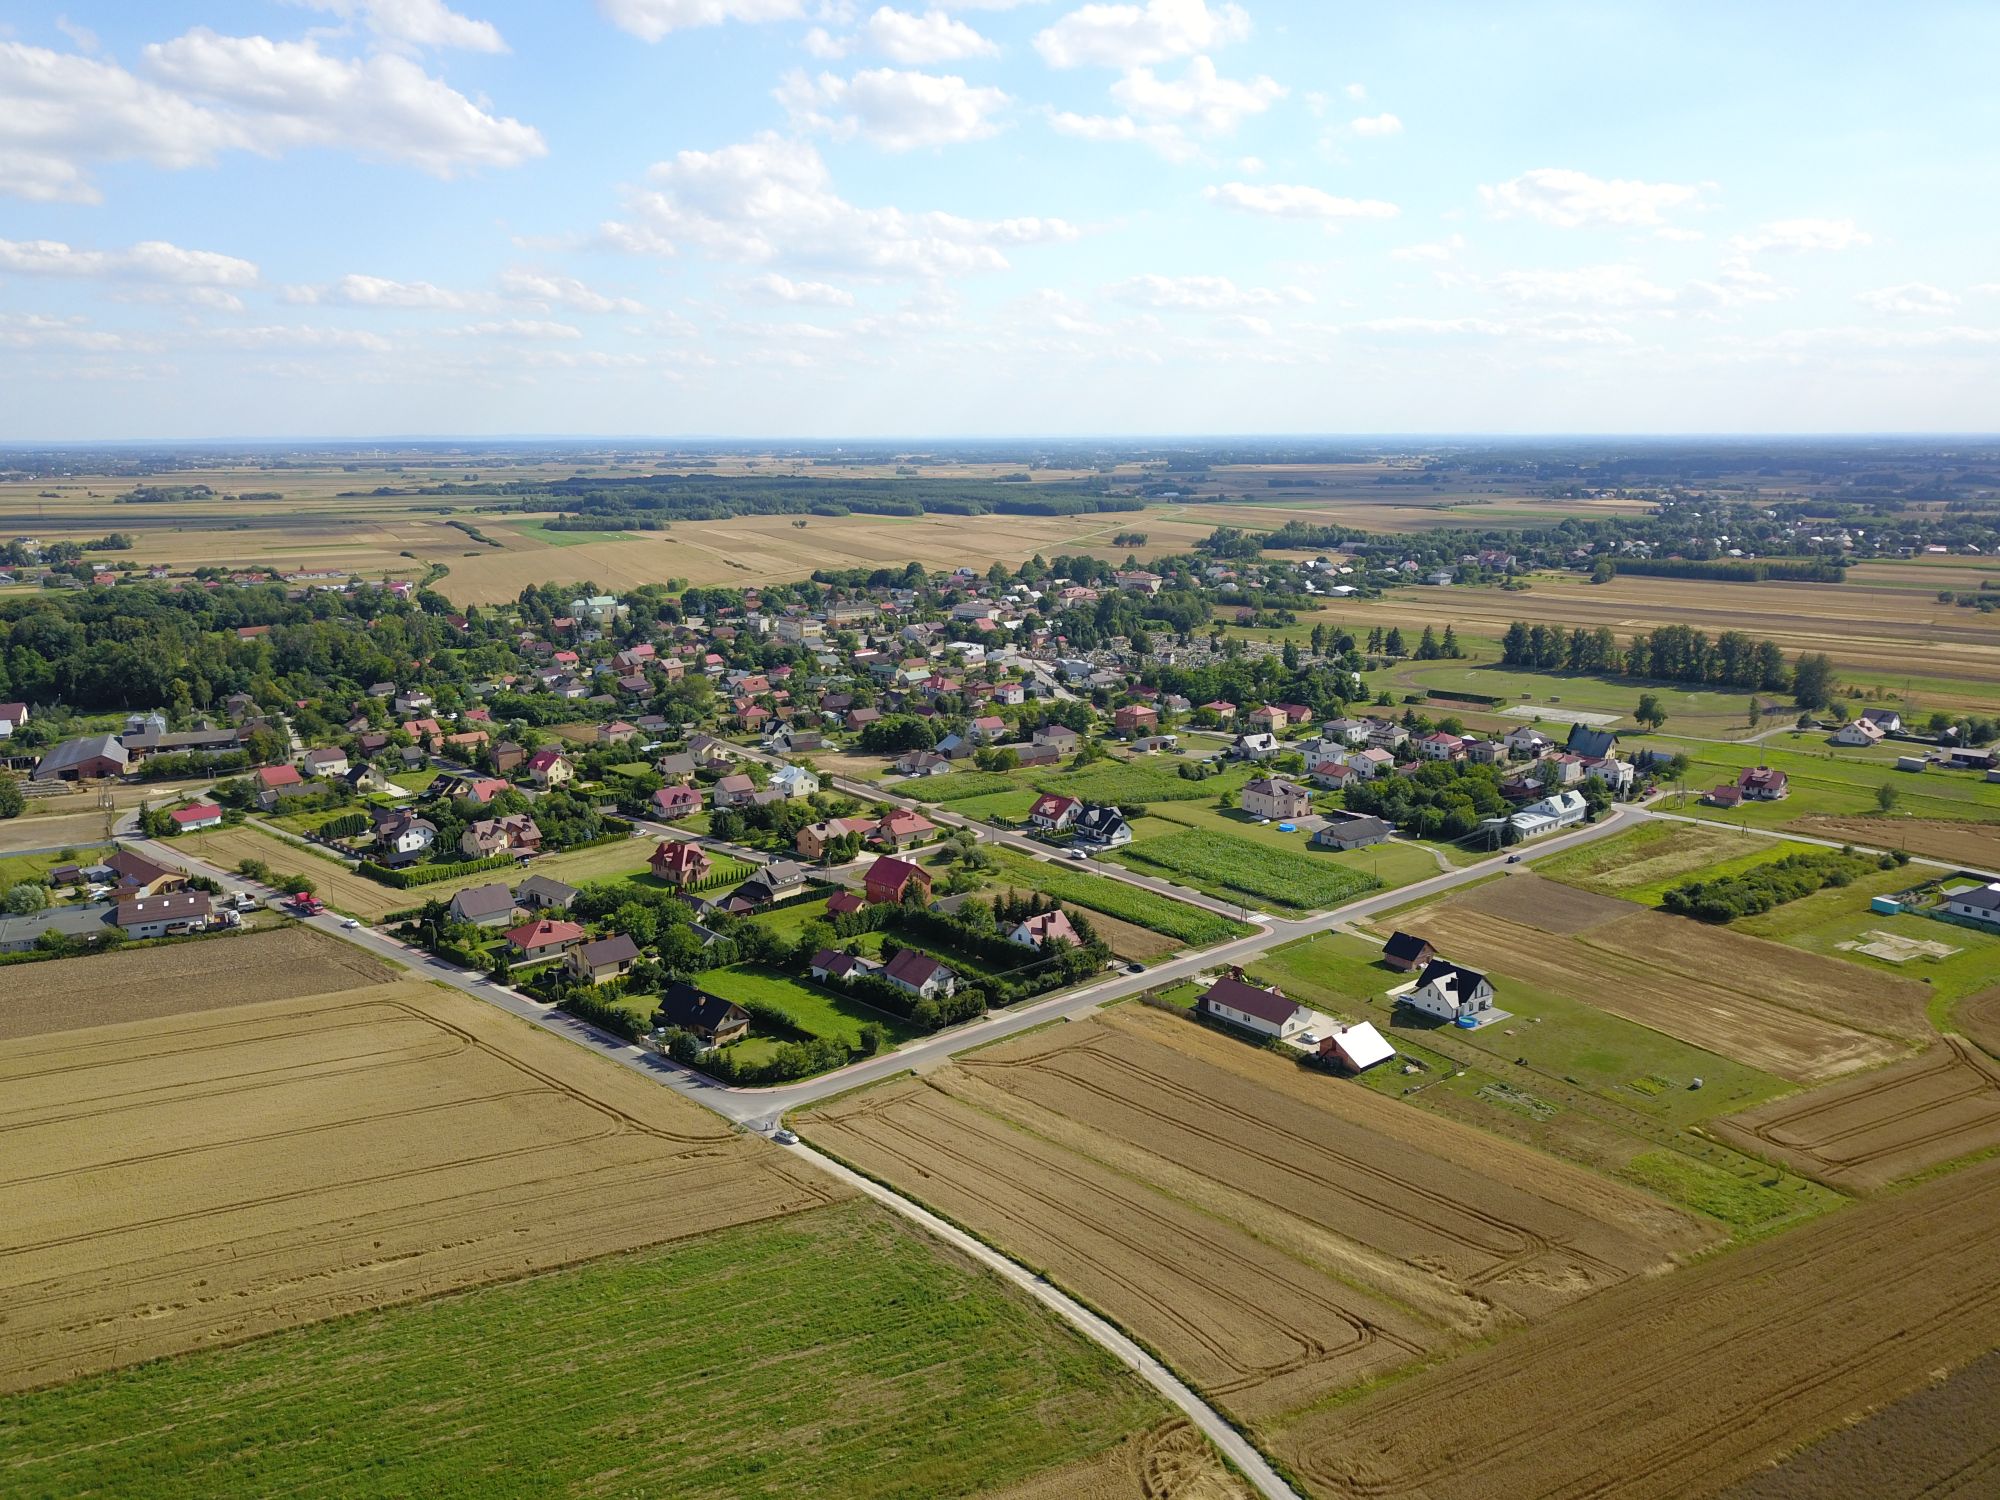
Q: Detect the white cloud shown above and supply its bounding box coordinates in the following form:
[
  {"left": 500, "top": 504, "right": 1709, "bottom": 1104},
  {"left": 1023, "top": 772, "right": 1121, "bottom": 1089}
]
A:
[
  {"left": 205, "top": 323, "right": 394, "bottom": 351},
  {"left": 1857, "top": 282, "right": 1960, "bottom": 317},
  {"left": 1348, "top": 112, "right": 1401, "bottom": 137},
  {"left": 1680, "top": 260, "right": 1789, "bottom": 311},
  {"left": 497, "top": 269, "right": 645, "bottom": 313},
  {"left": 1343, "top": 81, "right": 1366, "bottom": 101},
  {"left": 598, "top": 0, "right": 804, "bottom": 40},
  {"left": 862, "top": 8, "right": 999, "bottom": 63},
  {"left": 297, "top": 0, "right": 508, "bottom": 53},
  {"left": 0, "top": 236, "right": 259, "bottom": 288},
  {"left": 1035, "top": 0, "right": 1249, "bottom": 69},
  {"left": 802, "top": 27, "right": 850, "bottom": 58},
  {"left": 738, "top": 273, "right": 858, "bottom": 306},
  {"left": 1391, "top": 233, "right": 1466, "bottom": 263},
  {"left": 1479, "top": 263, "right": 1676, "bottom": 308},
  {"left": 54, "top": 16, "right": 99, "bottom": 52},
  {"left": 287, "top": 273, "right": 477, "bottom": 308},
  {"left": 1730, "top": 217, "right": 1870, "bottom": 255},
  {"left": 448, "top": 319, "right": 584, "bottom": 339},
  {"left": 0, "top": 32, "right": 543, "bottom": 201},
  {"left": 602, "top": 133, "right": 1076, "bottom": 279},
  {"left": 1108, "top": 273, "right": 1312, "bottom": 311},
  {"left": 0, "top": 312, "right": 144, "bottom": 352},
  {"left": 1205, "top": 180, "right": 1399, "bottom": 221},
  {"left": 778, "top": 67, "right": 1010, "bottom": 150},
  {"left": 1047, "top": 110, "right": 1194, "bottom": 161},
  {"left": 1110, "top": 55, "right": 1283, "bottom": 135},
  {"left": 1479, "top": 167, "right": 1707, "bottom": 230}
]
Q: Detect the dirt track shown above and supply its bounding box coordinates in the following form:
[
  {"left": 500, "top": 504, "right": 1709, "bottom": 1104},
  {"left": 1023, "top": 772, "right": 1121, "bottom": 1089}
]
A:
[
  {"left": 983, "top": 1420, "right": 1253, "bottom": 1500},
  {"left": 1712, "top": 1037, "right": 2000, "bottom": 1190},
  {"left": 805, "top": 1006, "right": 1711, "bottom": 1426},
  {"left": 0, "top": 982, "right": 841, "bottom": 1393},
  {"left": 0, "top": 925, "right": 400, "bottom": 1040},
  {"left": 1274, "top": 1157, "right": 2000, "bottom": 1500},
  {"left": 1417, "top": 896, "right": 1915, "bottom": 1080},
  {"left": 1960, "top": 986, "right": 2000, "bottom": 1060}
]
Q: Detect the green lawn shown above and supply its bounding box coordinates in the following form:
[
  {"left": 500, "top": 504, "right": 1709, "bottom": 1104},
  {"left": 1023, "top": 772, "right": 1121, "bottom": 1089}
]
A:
[
  {"left": 505, "top": 518, "right": 637, "bottom": 546},
  {"left": 1633, "top": 735, "right": 2000, "bottom": 828},
  {"left": 701, "top": 964, "right": 920, "bottom": 1048},
  {"left": 980, "top": 848, "right": 1252, "bottom": 948},
  {"left": 941, "top": 789, "right": 1042, "bottom": 823},
  {"left": 1536, "top": 820, "right": 1820, "bottom": 905},
  {"left": 0, "top": 846, "right": 111, "bottom": 890},
  {"left": 0, "top": 1201, "right": 1161, "bottom": 1499},
  {"left": 1109, "top": 827, "right": 1382, "bottom": 914}
]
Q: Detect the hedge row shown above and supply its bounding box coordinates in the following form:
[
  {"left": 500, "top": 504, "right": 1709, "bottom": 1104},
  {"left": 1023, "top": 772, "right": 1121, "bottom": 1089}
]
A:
[{"left": 358, "top": 853, "right": 516, "bottom": 888}]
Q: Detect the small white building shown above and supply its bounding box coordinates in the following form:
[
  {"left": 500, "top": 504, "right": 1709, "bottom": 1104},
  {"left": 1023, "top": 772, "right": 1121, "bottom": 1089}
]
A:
[
  {"left": 1320, "top": 1021, "right": 1395, "bottom": 1072},
  {"left": 768, "top": 765, "right": 820, "bottom": 799},
  {"left": 1510, "top": 789, "right": 1587, "bottom": 839},
  {"left": 1404, "top": 959, "right": 1495, "bottom": 1023}
]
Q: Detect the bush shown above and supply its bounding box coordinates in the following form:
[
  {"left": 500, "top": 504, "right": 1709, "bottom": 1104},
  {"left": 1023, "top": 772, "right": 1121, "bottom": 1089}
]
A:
[
  {"left": 1660, "top": 849, "right": 1883, "bottom": 922},
  {"left": 358, "top": 854, "right": 516, "bottom": 888}
]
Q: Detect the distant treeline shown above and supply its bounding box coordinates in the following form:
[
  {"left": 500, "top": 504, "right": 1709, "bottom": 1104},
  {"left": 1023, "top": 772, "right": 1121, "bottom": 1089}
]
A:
[{"left": 1607, "top": 557, "right": 1846, "bottom": 584}]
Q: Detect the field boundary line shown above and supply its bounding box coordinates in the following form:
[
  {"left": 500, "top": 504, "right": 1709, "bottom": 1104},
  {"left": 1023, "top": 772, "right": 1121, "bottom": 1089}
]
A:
[{"left": 786, "top": 1139, "right": 1308, "bottom": 1500}]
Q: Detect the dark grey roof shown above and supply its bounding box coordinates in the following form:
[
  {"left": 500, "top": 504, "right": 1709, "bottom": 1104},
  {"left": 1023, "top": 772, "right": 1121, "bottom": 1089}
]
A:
[
  {"left": 1951, "top": 885, "right": 2000, "bottom": 913},
  {"left": 1565, "top": 724, "right": 1617, "bottom": 759},
  {"left": 1417, "top": 957, "right": 1489, "bottom": 995},
  {"left": 33, "top": 734, "right": 128, "bottom": 779},
  {"left": 449, "top": 883, "right": 516, "bottom": 920},
  {"left": 577, "top": 934, "right": 640, "bottom": 966},
  {"left": 657, "top": 981, "right": 748, "bottom": 1033},
  {"left": 1199, "top": 975, "right": 1296, "bottom": 1026},
  {"left": 515, "top": 874, "right": 578, "bottom": 903}
]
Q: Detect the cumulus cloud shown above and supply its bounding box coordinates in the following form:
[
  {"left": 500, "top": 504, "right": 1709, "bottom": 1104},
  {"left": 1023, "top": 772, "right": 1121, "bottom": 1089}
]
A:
[
  {"left": 0, "top": 236, "right": 258, "bottom": 287},
  {"left": 1109, "top": 55, "right": 1282, "bottom": 135},
  {"left": 447, "top": 319, "right": 584, "bottom": 339},
  {"left": 286, "top": 273, "right": 478, "bottom": 308},
  {"left": 1857, "top": 282, "right": 1960, "bottom": 317},
  {"left": 1205, "top": 180, "right": 1399, "bottom": 221},
  {"left": 0, "top": 312, "right": 146, "bottom": 352},
  {"left": 601, "top": 133, "right": 1076, "bottom": 278},
  {"left": 0, "top": 31, "right": 544, "bottom": 201},
  {"left": 737, "top": 273, "right": 858, "bottom": 306},
  {"left": 861, "top": 8, "right": 999, "bottom": 63},
  {"left": 1391, "top": 233, "right": 1466, "bottom": 263},
  {"left": 1479, "top": 167, "right": 1707, "bottom": 230},
  {"left": 1729, "top": 217, "right": 1871, "bottom": 255},
  {"left": 1035, "top": 0, "right": 1249, "bottom": 70},
  {"left": 296, "top": 0, "right": 508, "bottom": 53},
  {"left": 204, "top": 323, "right": 394, "bottom": 351},
  {"left": 778, "top": 67, "right": 1010, "bottom": 149},
  {"left": 1348, "top": 112, "right": 1401, "bottom": 137},
  {"left": 598, "top": 0, "right": 803, "bottom": 40},
  {"left": 1108, "top": 273, "right": 1312, "bottom": 311},
  {"left": 1477, "top": 263, "right": 1676, "bottom": 308},
  {"left": 497, "top": 269, "right": 645, "bottom": 313},
  {"left": 1048, "top": 110, "right": 1194, "bottom": 161}
]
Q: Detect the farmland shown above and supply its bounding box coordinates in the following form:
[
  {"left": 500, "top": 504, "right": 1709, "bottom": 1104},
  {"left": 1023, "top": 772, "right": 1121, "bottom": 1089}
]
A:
[
  {"left": 0, "top": 1200, "right": 1168, "bottom": 1500},
  {"left": 1112, "top": 828, "right": 1380, "bottom": 913},
  {"left": 1716, "top": 1348, "right": 2000, "bottom": 1500},
  {"left": 803, "top": 1005, "right": 1713, "bottom": 1433},
  {"left": 0, "top": 982, "right": 839, "bottom": 1393},
  {"left": 1534, "top": 821, "right": 1819, "bottom": 905},
  {"left": 1713, "top": 1037, "right": 2000, "bottom": 1191},
  {"left": 1272, "top": 1158, "right": 2000, "bottom": 1500},
  {"left": 980, "top": 847, "right": 1253, "bottom": 948},
  {"left": 1413, "top": 875, "right": 1920, "bottom": 1079},
  {"left": 0, "top": 924, "right": 399, "bottom": 1041}
]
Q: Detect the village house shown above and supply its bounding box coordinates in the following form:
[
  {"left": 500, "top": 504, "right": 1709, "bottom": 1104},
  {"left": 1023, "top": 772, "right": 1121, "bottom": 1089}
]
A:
[
  {"left": 896, "top": 748, "right": 953, "bottom": 776},
  {"left": 503, "top": 917, "right": 584, "bottom": 962},
  {"left": 810, "top": 948, "right": 882, "bottom": 984},
  {"left": 1230, "top": 731, "right": 1280, "bottom": 762},
  {"left": 1241, "top": 776, "right": 1312, "bottom": 821},
  {"left": 300, "top": 746, "right": 350, "bottom": 777},
  {"left": 650, "top": 840, "right": 712, "bottom": 887},
  {"left": 768, "top": 765, "right": 819, "bottom": 799},
  {"left": 1073, "top": 804, "right": 1132, "bottom": 848},
  {"left": 1319, "top": 1021, "right": 1396, "bottom": 1073},
  {"left": 871, "top": 808, "right": 937, "bottom": 851},
  {"left": 1112, "top": 703, "right": 1160, "bottom": 737},
  {"left": 1008, "top": 909, "right": 1079, "bottom": 950},
  {"left": 371, "top": 808, "right": 438, "bottom": 866},
  {"left": 1033, "top": 723, "right": 1082, "bottom": 753},
  {"left": 1381, "top": 930, "right": 1436, "bottom": 972},
  {"left": 1832, "top": 718, "right": 1887, "bottom": 747},
  {"left": 448, "top": 883, "right": 518, "bottom": 928},
  {"left": 711, "top": 773, "right": 759, "bottom": 808},
  {"left": 1311, "top": 812, "right": 1392, "bottom": 850},
  {"left": 649, "top": 783, "right": 703, "bottom": 820},
  {"left": 460, "top": 814, "right": 541, "bottom": 860},
  {"left": 735, "top": 860, "right": 809, "bottom": 907},
  {"left": 1510, "top": 789, "right": 1587, "bottom": 839},
  {"left": 1404, "top": 958, "right": 1496, "bottom": 1024},
  {"left": 525, "top": 747, "right": 574, "bottom": 789},
  {"left": 1197, "top": 972, "right": 1310, "bottom": 1040},
  {"left": 863, "top": 855, "right": 933, "bottom": 905},
  {"left": 1942, "top": 883, "right": 2000, "bottom": 928},
  {"left": 115, "top": 890, "right": 212, "bottom": 939},
  {"left": 797, "top": 815, "right": 875, "bottom": 861},
  {"left": 1028, "top": 793, "right": 1083, "bottom": 833},
  {"left": 1738, "top": 766, "right": 1790, "bottom": 800},
  {"left": 569, "top": 934, "right": 642, "bottom": 985},
  {"left": 884, "top": 948, "right": 957, "bottom": 999},
  {"left": 656, "top": 982, "right": 751, "bottom": 1047},
  {"left": 1417, "top": 731, "right": 1465, "bottom": 762},
  {"left": 168, "top": 802, "right": 223, "bottom": 832},
  {"left": 515, "top": 874, "right": 578, "bottom": 911}
]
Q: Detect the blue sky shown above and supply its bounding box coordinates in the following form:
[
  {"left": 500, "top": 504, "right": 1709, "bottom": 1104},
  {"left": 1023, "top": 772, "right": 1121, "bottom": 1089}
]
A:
[{"left": 1, "top": 0, "right": 1996, "bottom": 439}]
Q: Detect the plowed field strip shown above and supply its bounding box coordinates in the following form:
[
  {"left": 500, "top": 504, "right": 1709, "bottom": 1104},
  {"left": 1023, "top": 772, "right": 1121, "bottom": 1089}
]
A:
[{"left": 1276, "top": 1159, "right": 2000, "bottom": 1500}]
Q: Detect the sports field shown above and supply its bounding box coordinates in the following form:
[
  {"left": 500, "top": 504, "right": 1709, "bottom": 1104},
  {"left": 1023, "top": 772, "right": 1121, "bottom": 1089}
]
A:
[{"left": 0, "top": 982, "right": 839, "bottom": 1393}]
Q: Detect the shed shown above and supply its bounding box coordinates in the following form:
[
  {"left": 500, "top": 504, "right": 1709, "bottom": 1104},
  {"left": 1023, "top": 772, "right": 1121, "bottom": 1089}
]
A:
[
  {"left": 1870, "top": 895, "right": 1902, "bottom": 915},
  {"left": 1320, "top": 1021, "right": 1395, "bottom": 1073}
]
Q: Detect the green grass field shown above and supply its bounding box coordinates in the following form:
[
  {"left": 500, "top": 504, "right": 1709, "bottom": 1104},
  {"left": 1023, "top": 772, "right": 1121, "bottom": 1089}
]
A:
[
  {"left": 1634, "top": 735, "right": 2000, "bottom": 828},
  {"left": 980, "top": 848, "right": 1252, "bottom": 948},
  {"left": 0, "top": 845, "right": 111, "bottom": 890},
  {"left": 1535, "top": 821, "right": 1819, "bottom": 905},
  {"left": 0, "top": 1201, "right": 1161, "bottom": 1499},
  {"left": 1030, "top": 760, "right": 1238, "bottom": 806},
  {"left": 1111, "top": 827, "right": 1382, "bottom": 914},
  {"left": 701, "top": 963, "right": 920, "bottom": 1048},
  {"left": 504, "top": 518, "right": 637, "bottom": 547}
]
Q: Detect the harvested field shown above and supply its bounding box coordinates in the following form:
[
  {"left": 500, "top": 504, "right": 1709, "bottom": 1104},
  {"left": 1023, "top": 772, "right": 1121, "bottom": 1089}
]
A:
[
  {"left": 1273, "top": 1157, "right": 2000, "bottom": 1500},
  {"left": 1068, "top": 907, "right": 1181, "bottom": 963},
  {"left": 0, "top": 982, "right": 839, "bottom": 1392},
  {"left": 1962, "top": 986, "right": 2000, "bottom": 1060},
  {"left": 1416, "top": 895, "right": 1919, "bottom": 1079},
  {"left": 1535, "top": 822, "right": 1807, "bottom": 903},
  {"left": 1795, "top": 815, "right": 2000, "bottom": 868},
  {"left": 1444, "top": 870, "right": 1631, "bottom": 933},
  {"left": 805, "top": 1006, "right": 1712, "bottom": 1426},
  {"left": 0, "top": 925, "right": 398, "bottom": 1041},
  {"left": 1712, "top": 1037, "right": 2000, "bottom": 1191},
  {"left": 1717, "top": 1348, "right": 2000, "bottom": 1500},
  {"left": 0, "top": 810, "right": 117, "bottom": 855},
  {"left": 983, "top": 1419, "right": 1253, "bottom": 1500}
]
